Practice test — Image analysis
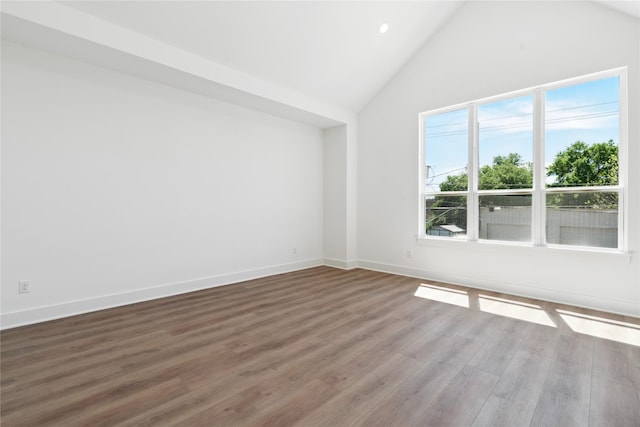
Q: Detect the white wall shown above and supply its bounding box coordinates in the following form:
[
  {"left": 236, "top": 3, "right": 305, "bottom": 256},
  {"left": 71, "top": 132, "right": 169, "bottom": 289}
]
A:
[
  {"left": 323, "top": 125, "right": 347, "bottom": 263},
  {"left": 1, "top": 41, "right": 324, "bottom": 327},
  {"left": 322, "top": 123, "right": 359, "bottom": 269},
  {"left": 358, "top": 1, "right": 640, "bottom": 316},
  {"left": 3, "top": 1, "right": 638, "bottom": 329}
]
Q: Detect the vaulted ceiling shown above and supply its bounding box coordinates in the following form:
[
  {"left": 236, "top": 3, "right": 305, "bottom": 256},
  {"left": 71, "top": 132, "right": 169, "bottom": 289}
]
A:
[
  {"left": 2, "top": 1, "right": 638, "bottom": 127},
  {"left": 59, "top": 1, "right": 464, "bottom": 113}
]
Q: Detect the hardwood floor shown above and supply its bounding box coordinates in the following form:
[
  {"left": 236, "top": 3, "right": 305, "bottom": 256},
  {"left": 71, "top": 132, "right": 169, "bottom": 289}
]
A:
[{"left": 1, "top": 266, "right": 639, "bottom": 426}]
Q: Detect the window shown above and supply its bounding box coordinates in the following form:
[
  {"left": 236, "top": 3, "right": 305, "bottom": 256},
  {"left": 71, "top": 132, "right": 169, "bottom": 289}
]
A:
[{"left": 419, "top": 68, "right": 626, "bottom": 251}]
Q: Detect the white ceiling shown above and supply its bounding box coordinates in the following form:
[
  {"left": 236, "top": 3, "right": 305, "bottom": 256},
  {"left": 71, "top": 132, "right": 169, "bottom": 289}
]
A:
[
  {"left": 3, "top": 1, "right": 637, "bottom": 124},
  {"left": 58, "top": 1, "right": 465, "bottom": 113}
]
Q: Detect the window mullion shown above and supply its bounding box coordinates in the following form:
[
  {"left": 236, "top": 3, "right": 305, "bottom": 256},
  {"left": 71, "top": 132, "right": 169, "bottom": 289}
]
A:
[
  {"left": 618, "top": 68, "right": 628, "bottom": 252},
  {"left": 418, "top": 114, "right": 426, "bottom": 237},
  {"left": 532, "top": 88, "right": 545, "bottom": 246},
  {"left": 468, "top": 105, "right": 479, "bottom": 241}
]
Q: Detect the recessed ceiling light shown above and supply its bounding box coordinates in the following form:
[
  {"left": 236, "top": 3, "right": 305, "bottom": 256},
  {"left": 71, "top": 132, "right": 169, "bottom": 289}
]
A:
[{"left": 379, "top": 23, "right": 389, "bottom": 34}]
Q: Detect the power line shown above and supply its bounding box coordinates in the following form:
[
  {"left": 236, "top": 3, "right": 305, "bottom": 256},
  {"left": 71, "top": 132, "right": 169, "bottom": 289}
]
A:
[
  {"left": 546, "top": 110, "right": 617, "bottom": 124},
  {"left": 478, "top": 100, "right": 618, "bottom": 123},
  {"left": 479, "top": 111, "right": 532, "bottom": 122},
  {"left": 427, "top": 165, "right": 467, "bottom": 179},
  {"left": 426, "top": 109, "right": 618, "bottom": 138},
  {"left": 425, "top": 100, "right": 617, "bottom": 131},
  {"left": 546, "top": 100, "right": 617, "bottom": 113}
]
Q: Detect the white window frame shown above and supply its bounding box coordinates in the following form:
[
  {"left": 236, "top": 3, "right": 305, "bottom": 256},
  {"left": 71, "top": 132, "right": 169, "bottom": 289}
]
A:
[{"left": 418, "top": 67, "right": 628, "bottom": 253}]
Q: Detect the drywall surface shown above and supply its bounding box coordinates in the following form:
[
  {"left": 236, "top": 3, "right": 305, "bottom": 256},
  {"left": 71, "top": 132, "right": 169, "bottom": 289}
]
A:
[
  {"left": 1, "top": 41, "right": 324, "bottom": 327},
  {"left": 357, "top": 1, "right": 640, "bottom": 315},
  {"left": 323, "top": 125, "right": 347, "bottom": 264}
]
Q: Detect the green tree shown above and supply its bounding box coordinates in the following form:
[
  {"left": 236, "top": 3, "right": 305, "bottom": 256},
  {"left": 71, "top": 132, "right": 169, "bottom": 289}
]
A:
[
  {"left": 479, "top": 153, "right": 532, "bottom": 190},
  {"left": 547, "top": 140, "right": 618, "bottom": 187},
  {"left": 546, "top": 140, "right": 618, "bottom": 209},
  {"left": 439, "top": 172, "right": 467, "bottom": 192},
  {"left": 426, "top": 141, "right": 619, "bottom": 233},
  {"left": 438, "top": 153, "right": 532, "bottom": 192},
  {"left": 427, "top": 153, "right": 532, "bottom": 233}
]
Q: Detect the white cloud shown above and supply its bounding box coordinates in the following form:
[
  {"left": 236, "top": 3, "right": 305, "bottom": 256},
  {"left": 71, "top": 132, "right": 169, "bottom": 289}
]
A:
[{"left": 479, "top": 98, "right": 533, "bottom": 135}]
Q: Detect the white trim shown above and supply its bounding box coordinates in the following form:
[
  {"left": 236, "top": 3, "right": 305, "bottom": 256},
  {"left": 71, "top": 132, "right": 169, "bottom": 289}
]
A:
[
  {"left": 533, "top": 88, "right": 546, "bottom": 246},
  {"left": 0, "top": 259, "right": 323, "bottom": 330},
  {"left": 2, "top": 259, "right": 636, "bottom": 330},
  {"left": 418, "top": 113, "right": 426, "bottom": 237},
  {"left": 477, "top": 188, "right": 534, "bottom": 195},
  {"left": 542, "top": 67, "right": 628, "bottom": 92},
  {"left": 323, "top": 258, "right": 358, "bottom": 270},
  {"left": 357, "top": 259, "right": 639, "bottom": 318},
  {"left": 468, "top": 106, "right": 479, "bottom": 241},
  {"left": 618, "top": 67, "right": 629, "bottom": 253},
  {"left": 544, "top": 185, "right": 622, "bottom": 193},
  {"left": 418, "top": 67, "right": 627, "bottom": 116}
]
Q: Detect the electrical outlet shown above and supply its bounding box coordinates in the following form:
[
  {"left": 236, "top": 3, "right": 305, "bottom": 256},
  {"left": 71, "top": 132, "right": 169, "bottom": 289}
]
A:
[
  {"left": 406, "top": 250, "right": 413, "bottom": 259},
  {"left": 18, "top": 280, "right": 30, "bottom": 294},
  {"left": 292, "top": 247, "right": 298, "bottom": 255}
]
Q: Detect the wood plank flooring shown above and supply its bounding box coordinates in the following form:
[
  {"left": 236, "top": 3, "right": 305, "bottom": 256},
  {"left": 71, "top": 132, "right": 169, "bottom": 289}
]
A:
[{"left": 1, "top": 266, "right": 639, "bottom": 426}]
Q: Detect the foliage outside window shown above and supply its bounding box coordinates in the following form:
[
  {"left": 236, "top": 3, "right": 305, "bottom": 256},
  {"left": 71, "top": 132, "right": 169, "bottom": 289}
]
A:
[{"left": 420, "top": 69, "right": 626, "bottom": 250}]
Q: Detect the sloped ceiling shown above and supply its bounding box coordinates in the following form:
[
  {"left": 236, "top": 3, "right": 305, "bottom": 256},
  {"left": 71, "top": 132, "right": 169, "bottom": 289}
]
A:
[
  {"left": 597, "top": 0, "right": 640, "bottom": 18},
  {"left": 2, "top": 1, "right": 638, "bottom": 126},
  {"left": 57, "top": 1, "right": 465, "bottom": 113}
]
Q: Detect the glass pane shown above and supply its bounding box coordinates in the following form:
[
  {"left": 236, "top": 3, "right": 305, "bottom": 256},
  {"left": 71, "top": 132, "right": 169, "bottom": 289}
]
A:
[
  {"left": 545, "top": 77, "right": 619, "bottom": 187},
  {"left": 425, "top": 109, "right": 468, "bottom": 192},
  {"left": 546, "top": 192, "right": 618, "bottom": 248},
  {"left": 478, "top": 96, "right": 533, "bottom": 190},
  {"left": 425, "top": 195, "right": 467, "bottom": 238},
  {"left": 479, "top": 195, "right": 532, "bottom": 242}
]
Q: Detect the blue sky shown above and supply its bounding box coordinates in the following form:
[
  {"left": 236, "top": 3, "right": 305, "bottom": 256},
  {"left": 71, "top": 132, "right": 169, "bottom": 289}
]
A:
[{"left": 425, "top": 76, "right": 619, "bottom": 191}]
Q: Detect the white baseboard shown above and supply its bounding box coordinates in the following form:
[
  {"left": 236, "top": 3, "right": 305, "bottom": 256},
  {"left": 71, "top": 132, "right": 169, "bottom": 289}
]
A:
[
  {"left": 4, "top": 257, "right": 636, "bottom": 330},
  {"left": 1, "top": 258, "right": 324, "bottom": 330},
  {"left": 323, "top": 258, "right": 358, "bottom": 270},
  {"left": 357, "top": 259, "right": 640, "bottom": 318}
]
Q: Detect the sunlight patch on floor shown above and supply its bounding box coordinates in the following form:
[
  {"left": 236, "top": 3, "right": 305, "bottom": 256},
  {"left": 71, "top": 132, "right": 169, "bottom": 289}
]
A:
[
  {"left": 478, "top": 294, "right": 557, "bottom": 327},
  {"left": 414, "top": 284, "right": 469, "bottom": 308},
  {"left": 557, "top": 309, "right": 640, "bottom": 347}
]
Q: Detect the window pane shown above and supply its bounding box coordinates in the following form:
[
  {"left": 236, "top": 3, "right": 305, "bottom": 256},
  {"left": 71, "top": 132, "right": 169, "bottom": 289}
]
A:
[
  {"left": 479, "top": 195, "right": 532, "bottom": 242},
  {"left": 546, "top": 192, "right": 618, "bottom": 248},
  {"left": 425, "top": 109, "right": 468, "bottom": 192},
  {"left": 545, "top": 77, "right": 619, "bottom": 187},
  {"left": 425, "top": 195, "right": 467, "bottom": 238},
  {"left": 478, "top": 96, "right": 533, "bottom": 190}
]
